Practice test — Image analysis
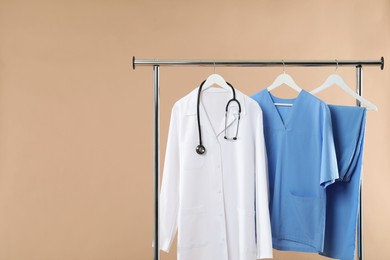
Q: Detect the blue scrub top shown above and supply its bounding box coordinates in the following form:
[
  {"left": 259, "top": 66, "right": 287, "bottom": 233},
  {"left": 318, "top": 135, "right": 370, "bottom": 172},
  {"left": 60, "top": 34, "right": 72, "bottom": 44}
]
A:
[
  {"left": 320, "top": 105, "right": 366, "bottom": 260},
  {"left": 251, "top": 89, "right": 339, "bottom": 253}
]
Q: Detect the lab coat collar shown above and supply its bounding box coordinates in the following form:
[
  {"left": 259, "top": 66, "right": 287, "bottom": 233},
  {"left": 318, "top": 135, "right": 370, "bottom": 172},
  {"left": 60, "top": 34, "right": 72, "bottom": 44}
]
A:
[
  {"left": 183, "top": 87, "right": 247, "bottom": 116},
  {"left": 183, "top": 86, "right": 247, "bottom": 138}
]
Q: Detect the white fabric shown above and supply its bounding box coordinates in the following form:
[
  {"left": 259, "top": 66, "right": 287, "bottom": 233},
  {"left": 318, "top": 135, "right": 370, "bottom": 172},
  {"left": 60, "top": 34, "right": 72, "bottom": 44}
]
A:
[{"left": 159, "top": 87, "right": 273, "bottom": 260}]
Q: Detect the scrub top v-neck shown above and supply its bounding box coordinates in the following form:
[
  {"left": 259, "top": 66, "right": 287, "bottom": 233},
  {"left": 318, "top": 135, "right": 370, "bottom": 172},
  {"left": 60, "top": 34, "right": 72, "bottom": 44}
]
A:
[
  {"left": 251, "top": 89, "right": 339, "bottom": 253},
  {"left": 265, "top": 90, "right": 304, "bottom": 130}
]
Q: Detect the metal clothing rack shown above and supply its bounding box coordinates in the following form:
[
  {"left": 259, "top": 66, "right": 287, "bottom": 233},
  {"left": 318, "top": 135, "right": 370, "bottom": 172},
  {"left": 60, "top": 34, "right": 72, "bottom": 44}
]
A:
[{"left": 132, "top": 56, "right": 385, "bottom": 260}]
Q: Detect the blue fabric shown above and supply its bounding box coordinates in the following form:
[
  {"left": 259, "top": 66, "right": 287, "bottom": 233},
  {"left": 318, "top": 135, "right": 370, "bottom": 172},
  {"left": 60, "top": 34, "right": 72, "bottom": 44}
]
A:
[
  {"left": 320, "top": 105, "right": 366, "bottom": 260},
  {"left": 251, "top": 89, "right": 339, "bottom": 253}
]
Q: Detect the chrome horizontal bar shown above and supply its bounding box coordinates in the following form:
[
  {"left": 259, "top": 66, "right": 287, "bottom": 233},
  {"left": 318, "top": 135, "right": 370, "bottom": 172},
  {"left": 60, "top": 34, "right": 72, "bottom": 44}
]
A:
[{"left": 132, "top": 56, "right": 384, "bottom": 70}]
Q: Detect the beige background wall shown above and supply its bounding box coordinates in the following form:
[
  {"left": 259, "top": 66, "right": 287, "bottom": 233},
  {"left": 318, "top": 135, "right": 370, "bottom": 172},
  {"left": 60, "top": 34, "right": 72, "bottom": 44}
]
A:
[{"left": 0, "top": 0, "right": 389, "bottom": 259}]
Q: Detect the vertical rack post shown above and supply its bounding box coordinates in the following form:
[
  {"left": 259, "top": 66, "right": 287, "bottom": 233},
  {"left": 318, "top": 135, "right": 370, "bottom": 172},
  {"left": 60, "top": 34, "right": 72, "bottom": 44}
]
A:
[
  {"left": 356, "top": 65, "right": 363, "bottom": 260},
  {"left": 153, "top": 65, "right": 161, "bottom": 260}
]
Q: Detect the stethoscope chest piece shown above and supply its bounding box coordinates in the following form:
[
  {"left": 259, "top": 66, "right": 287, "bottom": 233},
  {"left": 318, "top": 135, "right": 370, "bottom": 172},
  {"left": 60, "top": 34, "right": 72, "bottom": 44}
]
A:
[{"left": 196, "top": 145, "right": 206, "bottom": 155}]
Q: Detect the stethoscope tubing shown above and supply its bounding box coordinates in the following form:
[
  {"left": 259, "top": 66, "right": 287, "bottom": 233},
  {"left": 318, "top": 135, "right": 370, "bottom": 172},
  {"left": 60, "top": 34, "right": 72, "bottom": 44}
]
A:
[{"left": 196, "top": 80, "right": 241, "bottom": 155}]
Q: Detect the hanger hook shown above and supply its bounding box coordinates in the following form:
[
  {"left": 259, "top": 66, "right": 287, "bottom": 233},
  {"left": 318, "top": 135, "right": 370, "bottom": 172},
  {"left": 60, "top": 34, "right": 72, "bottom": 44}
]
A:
[
  {"left": 335, "top": 59, "right": 339, "bottom": 72},
  {"left": 282, "top": 59, "right": 286, "bottom": 73},
  {"left": 213, "top": 60, "right": 216, "bottom": 74}
]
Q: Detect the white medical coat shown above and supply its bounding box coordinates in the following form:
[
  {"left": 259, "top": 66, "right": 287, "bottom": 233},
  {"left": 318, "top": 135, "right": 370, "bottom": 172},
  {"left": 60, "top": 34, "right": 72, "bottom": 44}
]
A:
[{"left": 159, "top": 87, "right": 273, "bottom": 260}]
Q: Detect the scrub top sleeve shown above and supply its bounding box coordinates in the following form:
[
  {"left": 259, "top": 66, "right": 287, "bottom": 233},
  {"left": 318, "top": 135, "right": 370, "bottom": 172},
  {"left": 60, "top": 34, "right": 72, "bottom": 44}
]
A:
[
  {"left": 158, "top": 103, "right": 181, "bottom": 252},
  {"left": 255, "top": 108, "right": 273, "bottom": 259},
  {"left": 320, "top": 104, "right": 339, "bottom": 188}
]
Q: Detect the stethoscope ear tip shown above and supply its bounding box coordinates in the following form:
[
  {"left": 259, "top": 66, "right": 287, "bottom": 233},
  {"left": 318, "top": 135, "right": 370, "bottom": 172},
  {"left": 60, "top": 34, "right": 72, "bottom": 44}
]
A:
[{"left": 224, "top": 136, "right": 238, "bottom": 140}]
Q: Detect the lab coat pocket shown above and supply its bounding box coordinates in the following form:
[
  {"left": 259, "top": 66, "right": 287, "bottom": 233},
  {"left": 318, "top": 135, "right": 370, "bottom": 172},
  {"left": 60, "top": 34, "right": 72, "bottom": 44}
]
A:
[
  {"left": 181, "top": 143, "right": 207, "bottom": 171},
  {"left": 178, "top": 206, "right": 208, "bottom": 249},
  {"left": 237, "top": 208, "right": 257, "bottom": 255},
  {"left": 290, "top": 193, "right": 320, "bottom": 240}
]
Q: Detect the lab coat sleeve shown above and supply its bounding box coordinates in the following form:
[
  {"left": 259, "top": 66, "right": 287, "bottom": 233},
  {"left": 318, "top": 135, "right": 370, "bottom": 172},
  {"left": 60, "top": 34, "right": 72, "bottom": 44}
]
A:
[
  {"left": 320, "top": 104, "right": 339, "bottom": 188},
  {"left": 255, "top": 109, "right": 273, "bottom": 259},
  {"left": 159, "top": 103, "right": 181, "bottom": 252}
]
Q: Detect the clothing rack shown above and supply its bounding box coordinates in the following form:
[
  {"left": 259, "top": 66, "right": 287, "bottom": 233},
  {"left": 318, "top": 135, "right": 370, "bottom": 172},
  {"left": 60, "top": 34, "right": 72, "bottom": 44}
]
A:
[{"left": 132, "top": 56, "right": 385, "bottom": 260}]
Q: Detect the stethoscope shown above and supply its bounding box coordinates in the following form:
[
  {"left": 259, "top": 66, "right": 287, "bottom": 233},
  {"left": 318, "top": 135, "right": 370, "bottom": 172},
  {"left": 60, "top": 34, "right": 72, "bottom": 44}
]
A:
[{"left": 196, "top": 80, "right": 242, "bottom": 155}]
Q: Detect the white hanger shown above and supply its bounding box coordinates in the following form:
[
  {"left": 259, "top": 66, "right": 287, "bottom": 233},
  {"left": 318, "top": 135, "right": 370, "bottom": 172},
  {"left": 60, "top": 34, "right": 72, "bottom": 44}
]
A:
[
  {"left": 310, "top": 60, "right": 378, "bottom": 111},
  {"left": 267, "top": 60, "right": 302, "bottom": 93},
  {"left": 267, "top": 60, "right": 302, "bottom": 106},
  {"left": 202, "top": 61, "right": 231, "bottom": 92}
]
